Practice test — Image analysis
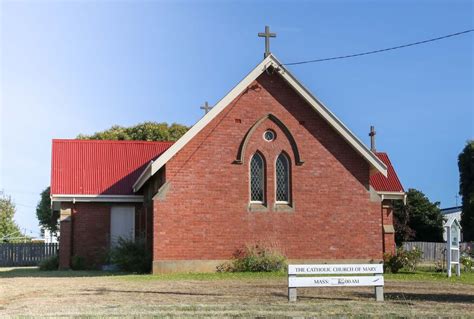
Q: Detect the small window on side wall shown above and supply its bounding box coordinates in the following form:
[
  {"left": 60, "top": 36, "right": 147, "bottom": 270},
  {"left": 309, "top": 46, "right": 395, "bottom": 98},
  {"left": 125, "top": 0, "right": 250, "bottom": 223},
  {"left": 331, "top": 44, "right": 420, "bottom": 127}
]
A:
[
  {"left": 275, "top": 153, "right": 290, "bottom": 203},
  {"left": 250, "top": 152, "right": 265, "bottom": 203}
]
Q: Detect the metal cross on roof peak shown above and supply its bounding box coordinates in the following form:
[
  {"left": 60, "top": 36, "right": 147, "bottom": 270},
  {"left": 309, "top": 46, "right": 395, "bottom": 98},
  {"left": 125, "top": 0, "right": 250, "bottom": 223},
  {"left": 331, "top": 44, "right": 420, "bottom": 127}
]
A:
[
  {"left": 369, "top": 126, "right": 376, "bottom": 152},
  {"left": 258, "top": 25, "right": 276, "bottom": 58},
  {"left": 200, "top": 101, "right": 212, "bottom": 115}
]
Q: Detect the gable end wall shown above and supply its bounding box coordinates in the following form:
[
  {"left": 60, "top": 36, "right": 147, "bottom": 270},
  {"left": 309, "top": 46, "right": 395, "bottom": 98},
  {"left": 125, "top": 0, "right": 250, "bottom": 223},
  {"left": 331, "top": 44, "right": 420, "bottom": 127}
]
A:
[{"left": 153, "top": 72, "right": 382, "bottom": 273}]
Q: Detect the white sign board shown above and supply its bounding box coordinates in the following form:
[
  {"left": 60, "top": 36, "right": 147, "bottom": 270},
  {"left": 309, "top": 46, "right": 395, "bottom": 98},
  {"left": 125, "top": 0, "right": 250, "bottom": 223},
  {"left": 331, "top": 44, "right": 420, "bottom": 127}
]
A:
[
  {"left": 288, "top": 264, "right": 383, "bottom": 275},
  {"left": 288, "top": 264, "right": 384, "bottom": 302},
  {"left": 289, "top": 275, "right": 384, "bottom": 288}
]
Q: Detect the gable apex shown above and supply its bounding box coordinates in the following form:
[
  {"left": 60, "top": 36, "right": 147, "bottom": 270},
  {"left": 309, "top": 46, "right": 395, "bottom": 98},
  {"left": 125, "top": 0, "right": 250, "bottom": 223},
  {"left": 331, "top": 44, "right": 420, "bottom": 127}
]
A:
[{"left": 133, "top": 54, "right": 387, "bottom": 192}]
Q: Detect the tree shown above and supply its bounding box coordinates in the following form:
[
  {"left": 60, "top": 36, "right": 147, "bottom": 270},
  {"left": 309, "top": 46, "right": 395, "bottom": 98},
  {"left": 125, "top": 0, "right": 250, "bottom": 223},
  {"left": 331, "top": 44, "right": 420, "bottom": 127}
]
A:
[
  {"left": 76, "top": 121, "right": 189, "bottom": 142},
  {"left": 36, "top": 187, "right": 58, "bottom": 235},
  {"left": 393, "top": 188, "right": 444, "bottom": 244},
  {"left": 0, "top": 195, "right": 21, "bottom": 241},
  {"left": 458, "top": 140, "right": 474, "bottom": 241},
  {"left": 393, "top": 203, "right": 415, "bottom": 245}
]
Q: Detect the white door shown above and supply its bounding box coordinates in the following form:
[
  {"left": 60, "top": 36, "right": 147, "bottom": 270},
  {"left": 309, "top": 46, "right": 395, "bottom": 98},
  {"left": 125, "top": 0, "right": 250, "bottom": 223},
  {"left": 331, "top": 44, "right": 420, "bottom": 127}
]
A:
[{"left": 110, "top": 206, "right": 135, "bottom": 247}]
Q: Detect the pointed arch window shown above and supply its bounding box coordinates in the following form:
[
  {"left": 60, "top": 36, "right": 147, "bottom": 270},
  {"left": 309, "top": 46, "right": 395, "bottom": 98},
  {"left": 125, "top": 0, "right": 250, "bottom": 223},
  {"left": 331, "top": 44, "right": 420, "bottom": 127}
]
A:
[
  {"left": 250, "top": 152, "right": 265, "bottom": 203},
  {"left": 276, "top": 153, "right": 290, "bottom": 203}
]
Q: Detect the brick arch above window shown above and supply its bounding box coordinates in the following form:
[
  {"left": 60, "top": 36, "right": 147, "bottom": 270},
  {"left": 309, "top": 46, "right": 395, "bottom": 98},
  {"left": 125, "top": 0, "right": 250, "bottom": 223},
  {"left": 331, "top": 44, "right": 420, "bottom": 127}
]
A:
[{"left": 234, "top": 113, "right": 304, "bottom": 166}]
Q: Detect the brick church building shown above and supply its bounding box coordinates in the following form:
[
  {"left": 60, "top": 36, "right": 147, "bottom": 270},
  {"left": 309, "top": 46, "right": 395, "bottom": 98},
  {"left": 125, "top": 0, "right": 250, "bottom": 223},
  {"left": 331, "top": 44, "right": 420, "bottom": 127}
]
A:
[{"left": 51, "top": 54, "right": 405, "bottom": 273}]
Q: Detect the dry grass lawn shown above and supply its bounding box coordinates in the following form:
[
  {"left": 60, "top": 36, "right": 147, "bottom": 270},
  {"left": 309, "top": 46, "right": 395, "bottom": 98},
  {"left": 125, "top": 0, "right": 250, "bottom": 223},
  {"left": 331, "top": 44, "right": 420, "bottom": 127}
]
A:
[{"left": 0, "top": 267, "right": 473, "bottom": 318}]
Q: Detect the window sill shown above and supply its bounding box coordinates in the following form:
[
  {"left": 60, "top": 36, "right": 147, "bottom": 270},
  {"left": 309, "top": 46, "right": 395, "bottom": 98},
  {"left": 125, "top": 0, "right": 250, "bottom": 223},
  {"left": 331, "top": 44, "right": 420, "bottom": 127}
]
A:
[
  {"left": 273, "top": 203, "right": 294, "bottom": 212},
  {"left": 248, "top": 203, "right": 269, "bottom": 212}
]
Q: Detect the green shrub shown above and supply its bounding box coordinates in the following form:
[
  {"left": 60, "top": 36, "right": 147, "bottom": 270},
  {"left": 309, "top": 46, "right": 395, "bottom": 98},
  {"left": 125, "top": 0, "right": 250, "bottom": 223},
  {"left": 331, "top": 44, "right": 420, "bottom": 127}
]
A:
[
  {"left": 383, "top": 247, "right": 423, "bottom": 273},
  {"left": 109, "top": 236, "right": 151, "bottom": 273},
  {"left": 460, "top": 254, "right": 473, "bottom": 272},
  {"left": 383, "top": 251, "right": 405, "bottom": 273},
  {"left": 38, "top": 255, "right": 58, "bottom": 271},
  {"left": 434, "top": 259, "right": 444, "bottom": 272},
  {"left": 403, "top": 247, "right": 423, "bottom": 272},
  {"left": 71, "top": 255, "right": 87, "bottom": 270},
  {"left": 216, "top": 262, "right": 234, "bottom": 273},
  {"left": 217, "top": 244, "right": 287, "bottom": 272}
]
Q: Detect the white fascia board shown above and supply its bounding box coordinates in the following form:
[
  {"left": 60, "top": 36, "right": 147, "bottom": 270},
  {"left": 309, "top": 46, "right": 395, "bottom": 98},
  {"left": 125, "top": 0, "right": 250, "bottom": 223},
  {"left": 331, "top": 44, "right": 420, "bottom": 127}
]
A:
[
  {"left": 133, "top": 57, "right": 275, "bottom": 192},
  {"left": 133, "top": 54, "right": 387, "bottom": 191},
  {"left": 377, "top": 191, "right": 406, "bottom": 203},
  {"left": 51, "top": 194, "right": 144, "bottom": 203},
  {"left": 377, "top": 191, "right": 406, "bottom": 196},
  {"left": 132, "top": 160, "right": 154, "bottom": 193},
  {"left": 149, "top": 57, "right": 274, "bottom": 177}
]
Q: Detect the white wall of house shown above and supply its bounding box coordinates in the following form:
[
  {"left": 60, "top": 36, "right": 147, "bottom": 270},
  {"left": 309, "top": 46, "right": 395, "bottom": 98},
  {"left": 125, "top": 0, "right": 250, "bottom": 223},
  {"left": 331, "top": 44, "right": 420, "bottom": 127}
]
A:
[{"left": 40, "top": 227, "right": 59, "bottom": 243}]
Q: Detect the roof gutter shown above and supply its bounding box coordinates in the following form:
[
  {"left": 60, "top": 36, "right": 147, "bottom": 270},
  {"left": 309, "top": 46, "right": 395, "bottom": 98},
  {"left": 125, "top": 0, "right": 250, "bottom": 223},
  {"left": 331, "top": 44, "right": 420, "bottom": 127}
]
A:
[{"left": 51, "top": 194, "right": 144, "bottom": 203}]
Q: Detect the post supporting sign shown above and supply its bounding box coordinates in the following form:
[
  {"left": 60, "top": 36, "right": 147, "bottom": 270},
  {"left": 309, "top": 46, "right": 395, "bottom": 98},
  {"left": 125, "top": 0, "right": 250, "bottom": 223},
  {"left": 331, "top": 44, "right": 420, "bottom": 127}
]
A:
[{"left": 288, "top": 264, "right": 384, "bottom": 302}]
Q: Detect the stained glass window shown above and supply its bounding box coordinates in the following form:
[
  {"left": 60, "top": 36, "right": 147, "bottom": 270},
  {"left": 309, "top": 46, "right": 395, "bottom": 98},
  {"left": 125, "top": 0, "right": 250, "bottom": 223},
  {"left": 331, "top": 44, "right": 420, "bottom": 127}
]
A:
[
  {"left": 276, "top": 153, "right": 290, "bottom": 202},
  {"left": 250, "top": 153, "right": 265, "bottom": 202}
]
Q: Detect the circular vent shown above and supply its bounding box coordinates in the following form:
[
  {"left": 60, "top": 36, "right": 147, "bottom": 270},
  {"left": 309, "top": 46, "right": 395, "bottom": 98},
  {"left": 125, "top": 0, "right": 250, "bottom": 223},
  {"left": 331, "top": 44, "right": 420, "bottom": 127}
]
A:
[{"left": 263, "top": 130, "right": 275, "bottom": 142}]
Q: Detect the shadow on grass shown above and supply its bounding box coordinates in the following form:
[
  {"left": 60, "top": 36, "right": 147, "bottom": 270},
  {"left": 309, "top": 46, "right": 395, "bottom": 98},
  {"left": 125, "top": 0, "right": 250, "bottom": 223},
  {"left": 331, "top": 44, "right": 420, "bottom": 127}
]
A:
[
  {"left": 85, "top": 288, "right": 221, "bottom": 297},
  {"left": 386, "top": 292, "right": 474, "bottom": 304},
  {"left": 271, "top": 291, "right": 354, "bottom": 301},
  {"left": 354, "top": 291, "right": 474, "bottom": 304},
  {"left": 0, "top": 267, "right": 125, "bottom": 278},
  {"left": 273, "top": 289, "right": 474, "bottom": 304}
]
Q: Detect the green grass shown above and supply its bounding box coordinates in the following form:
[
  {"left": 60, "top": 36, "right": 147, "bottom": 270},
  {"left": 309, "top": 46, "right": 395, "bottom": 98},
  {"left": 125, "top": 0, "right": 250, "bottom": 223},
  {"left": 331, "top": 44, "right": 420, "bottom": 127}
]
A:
[
  {"left": 385, "top": 269, "right": 474, "bottom": 285},
  {"left": 1, "top": 266, "right": 473, "bottom": 284},
  {"left": 0, "top": 266, "right": 286, "bottom": 280},
  {"left": 120, "top": 270, "right": 287, "bottom": 281}
]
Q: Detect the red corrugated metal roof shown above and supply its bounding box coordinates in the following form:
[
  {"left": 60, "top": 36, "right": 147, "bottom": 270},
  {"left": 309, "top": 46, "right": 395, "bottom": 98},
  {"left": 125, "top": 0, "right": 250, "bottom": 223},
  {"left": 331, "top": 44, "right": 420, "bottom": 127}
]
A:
[
  {"left": 370, "top": 152, "right": 404, "bottom": 193},
  {"left": 51, "top": 139, "right": 173, "bottom": 195},
  {"left": 52, "top": 139, "right": 402, "bottom": 195}
]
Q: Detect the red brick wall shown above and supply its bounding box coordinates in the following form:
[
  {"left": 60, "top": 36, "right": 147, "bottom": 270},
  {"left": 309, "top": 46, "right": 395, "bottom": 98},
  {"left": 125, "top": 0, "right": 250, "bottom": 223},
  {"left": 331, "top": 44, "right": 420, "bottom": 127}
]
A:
[
  {"left": 382, "top": 201, "right": 396, "bottom": 254},
  {"left": 71, "top": 203, "right": 111, "bottom": 267},
  {"left": 153, "top": 72, "right": 383, "bottom": 262},
  {"left": 59, "top": 202, "right": 145, "bottom": 268},
  {"left": 58, "top": 218, "right": 72, "bottom": 269}
]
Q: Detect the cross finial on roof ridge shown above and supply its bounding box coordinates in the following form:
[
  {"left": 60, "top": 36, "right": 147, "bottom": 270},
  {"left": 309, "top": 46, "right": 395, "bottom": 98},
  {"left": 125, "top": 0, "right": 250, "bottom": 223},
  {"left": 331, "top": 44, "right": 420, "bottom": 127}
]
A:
[
  {"left": 258, "top": 25, "right": 276, "bottom": 59},
  {"left": 369, "top": 126, "right": 376, "bottom": 152},
  {"left": 200, "top": 101, "right": 212, "bottom": 115}
]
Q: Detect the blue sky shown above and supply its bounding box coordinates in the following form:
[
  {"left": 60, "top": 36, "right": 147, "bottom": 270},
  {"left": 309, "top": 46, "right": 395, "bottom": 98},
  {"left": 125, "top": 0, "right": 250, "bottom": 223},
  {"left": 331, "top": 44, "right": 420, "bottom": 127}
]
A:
[{"left": 1, "top": 0, "right": 472, "bottom": 237}]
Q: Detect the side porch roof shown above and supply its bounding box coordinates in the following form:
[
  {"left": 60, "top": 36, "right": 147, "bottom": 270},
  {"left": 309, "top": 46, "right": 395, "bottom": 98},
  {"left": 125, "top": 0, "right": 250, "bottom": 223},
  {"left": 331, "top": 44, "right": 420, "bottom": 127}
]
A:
[
  {"left": 370, "top": 152, "right": 405, "bottom": 202},
  {"left": 51, "top": 139, "right": 173, "bottom": 202}
]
